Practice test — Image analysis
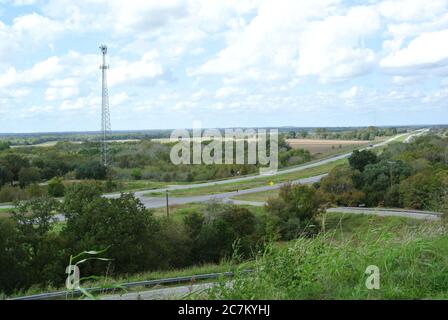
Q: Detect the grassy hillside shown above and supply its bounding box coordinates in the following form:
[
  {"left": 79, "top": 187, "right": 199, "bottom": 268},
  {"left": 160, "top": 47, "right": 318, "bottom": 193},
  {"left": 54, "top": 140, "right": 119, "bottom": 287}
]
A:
[{"left": 208, "top": 215, "right": 448, "bottom": 299}]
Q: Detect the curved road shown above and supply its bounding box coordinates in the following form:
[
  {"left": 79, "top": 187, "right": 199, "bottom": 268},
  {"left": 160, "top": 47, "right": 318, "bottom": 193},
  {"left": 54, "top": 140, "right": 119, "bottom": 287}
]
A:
[
  {"left": 107, "top": 130, "right": 422, "bottom": 200},
  {"left": 0, "top": 130, "right": 425, "bottom": 211},
  {"left": 128, "top": 130, "right": 425, "bottom": 209},
  {"left": 326, "top": 207, "right": 442, "bottom": 220}
]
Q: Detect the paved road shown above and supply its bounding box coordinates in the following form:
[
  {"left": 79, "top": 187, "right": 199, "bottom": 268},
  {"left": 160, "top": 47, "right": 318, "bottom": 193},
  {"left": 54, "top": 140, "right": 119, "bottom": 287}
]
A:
[
  {"left": 102, "top": 282, "right": 216, "bottom": 300},
  {"left": 404, "top": 128, "right": 429, "bottom": 143},
  {"left": 106, "top": 131, "right": 419, "bottom": 199},
  {"left": 132, "top": 130, "right": 427, "bottom": 209},
  {"left": 0, "top": 130, "right": 424, "bottom": 211},
  {"left": 326, "top": 207, "right": 442, "bottom": 220},
  {"left": 139, "top": 174, "right": 326, "bottom": 208}
]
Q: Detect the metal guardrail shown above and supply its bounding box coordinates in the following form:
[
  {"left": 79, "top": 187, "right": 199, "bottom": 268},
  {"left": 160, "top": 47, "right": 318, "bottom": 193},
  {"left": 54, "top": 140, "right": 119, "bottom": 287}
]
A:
[{"left": 9, "top": 270, "right": 252, "bottom": 300}]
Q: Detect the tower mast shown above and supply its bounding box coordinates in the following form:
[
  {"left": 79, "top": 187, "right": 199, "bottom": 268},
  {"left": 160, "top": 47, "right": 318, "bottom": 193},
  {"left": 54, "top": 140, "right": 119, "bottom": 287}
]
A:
[{"left": 99, "top": 45, "right": 111, "bottom": 166}]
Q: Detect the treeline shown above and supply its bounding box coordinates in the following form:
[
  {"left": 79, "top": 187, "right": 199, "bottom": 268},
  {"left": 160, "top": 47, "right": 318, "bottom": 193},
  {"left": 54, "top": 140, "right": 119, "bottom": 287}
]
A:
[
  {"left": 316, "top": 134, "right": 448, "bottom": 213},
  {"left": 0, "top": 130, "right": 173, "bottom": 146},
  {"left": 0, "top": 180, "right": 321, "bottom": 294},
  {"left": 0, "top": 138, "right": 311, "bottom": 203},
  {"left": 285, "top": 126, "right": 402, "bottom": 140}
]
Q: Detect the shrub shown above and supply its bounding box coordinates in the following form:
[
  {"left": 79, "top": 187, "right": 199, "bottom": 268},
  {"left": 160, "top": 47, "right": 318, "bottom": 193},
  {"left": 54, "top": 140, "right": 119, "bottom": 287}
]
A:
[
  {"left": 47, "top": 177, "right": 65, "bottom": 197},
  {"left": 266, "top": 183, "right": 320, "bottom": 240}
]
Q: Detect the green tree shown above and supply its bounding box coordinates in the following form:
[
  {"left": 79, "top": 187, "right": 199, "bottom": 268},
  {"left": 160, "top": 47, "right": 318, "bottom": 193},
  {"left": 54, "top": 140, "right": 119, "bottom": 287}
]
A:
[
  {"left": 0, "top": 219, "right": 29, "bottom": 293},
  {"left": 63, "top": 181, "right": 103, "bottom": 219},
  {"left": 318, "top": 165, "right": 365, "bottom": 206},
  {"left": 0, "top": 164, "right": 13, "bottom": 187},
  {"left": 47, "top": 177, "right": 65, "bottom": 197},
  {"left": 63, "top": 193, "right": 163, "bottom": 274},
  {"left": 349, "top": 150, "right": 378, "bottom": 172},
  {"left": 0, "top": 141, "right": 10, "bottom": 151},
  {"left": 2, "top": 154, "right": 30, "bottom": 181},
  {"left": 266, "top": 183, "right": 320, "bottom": 240},
  {"left": 18, "top": 166, "right": 41, "bottom": 188},
  {"left": 75, "top": 161, "right": 107, "bottom": 180},
  {"left": 11, "top": 197, "right": 66, "bottom": 287},
  {"left": 400, "top": 171, "right": 438, "bottom": 210}
]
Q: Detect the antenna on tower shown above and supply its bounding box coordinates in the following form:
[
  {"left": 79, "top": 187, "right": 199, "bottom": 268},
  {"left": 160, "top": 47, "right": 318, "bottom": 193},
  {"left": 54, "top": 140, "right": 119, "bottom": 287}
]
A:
[{"left": 99, "top": 44, "right": 111, "bottom": 167}]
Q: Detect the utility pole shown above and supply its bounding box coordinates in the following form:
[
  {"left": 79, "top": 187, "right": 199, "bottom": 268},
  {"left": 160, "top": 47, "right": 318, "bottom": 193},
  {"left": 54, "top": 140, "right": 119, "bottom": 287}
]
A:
[
  {"left": 99, "top": 45, "right": 111, "bottom": 167},
  {"left": 166, "top": 190, "right": 170, "bottom": 218}
]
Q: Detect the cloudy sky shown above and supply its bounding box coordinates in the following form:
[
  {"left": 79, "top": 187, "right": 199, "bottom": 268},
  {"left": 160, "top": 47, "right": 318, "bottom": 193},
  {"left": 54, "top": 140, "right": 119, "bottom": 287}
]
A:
[{"left": 0, "top": 0, "right": 447, "bottom": 133}]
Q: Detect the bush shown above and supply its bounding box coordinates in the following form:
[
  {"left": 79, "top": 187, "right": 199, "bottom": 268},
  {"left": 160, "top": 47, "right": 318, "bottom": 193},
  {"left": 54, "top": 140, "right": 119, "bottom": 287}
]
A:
[
  {"left": 131, "top": 168, "right": 142, "bottom": 180},
  {"left": 266, "top": 183, "right": 320, "bottom": 240},
  {"left": 0, "top": 185, "right": 29, "bottom": 203},
  {"left": 75, "top": 161, "right": 107, "bottom": 180},
  {"left": 47, "top": 177, "right": 65, "bottom": 197}
]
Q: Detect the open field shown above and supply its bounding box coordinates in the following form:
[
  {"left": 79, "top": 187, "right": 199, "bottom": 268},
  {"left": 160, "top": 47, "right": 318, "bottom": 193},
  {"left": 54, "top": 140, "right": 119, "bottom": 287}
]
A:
[{"left": 286, "top": 138, "right": 368, "bottom": 155}]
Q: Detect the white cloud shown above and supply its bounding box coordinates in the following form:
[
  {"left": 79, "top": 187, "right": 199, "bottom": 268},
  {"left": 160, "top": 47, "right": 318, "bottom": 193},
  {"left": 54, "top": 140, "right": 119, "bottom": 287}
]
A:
[
  {"left": 108, "top": 50, "right": 164, "bottom": 87},
  {"left": 11, "top": 0, "right": 39, "bottom": 5},
  {"left": 192, "top": 1, "right": 381, "bottom": 83},
  {"left": 193, "top": 0, "right": 339, "bottom": 79},
  {"left": 339, "top": 86, "right": 360, "bottom": 99},
  {"left": 0, "top": 56, "right": 63, "bottom": 88},
  {"left": 380, "top": 29, "right": 448, "bottom": 70},
  {"left": 0, "top": 12, "right": 75, "bottom": 61},
  {"left": 378, "top": 0, "right": 447, "bottom": 22},
  {"left": 45, "top": 86, "right": 79, "bottom": 101},
  {"left": 215, "top": 86, "right": 244, "bottom": 98},
  {"left": 296, "top": 5, "right": 380, "bottom": 81}
]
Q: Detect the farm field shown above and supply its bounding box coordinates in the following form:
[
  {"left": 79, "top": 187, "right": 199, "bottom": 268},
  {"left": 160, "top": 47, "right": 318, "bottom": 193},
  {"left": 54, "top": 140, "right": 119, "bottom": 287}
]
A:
[{"left": 286, "top": 138, "right": 368, "bottom": 155}]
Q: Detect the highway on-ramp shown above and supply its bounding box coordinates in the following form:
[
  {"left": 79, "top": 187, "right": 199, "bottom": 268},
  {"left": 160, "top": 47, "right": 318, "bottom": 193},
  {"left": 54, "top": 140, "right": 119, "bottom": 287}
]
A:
[
  {"left": 0, "top": 129, "right": 426, "bottom": 211},
  {"left": 106, "top": 130, "right": 422, "bottom": 200},
  {"left": 124, "top": 130, "right": 426, "bottom": 209}
]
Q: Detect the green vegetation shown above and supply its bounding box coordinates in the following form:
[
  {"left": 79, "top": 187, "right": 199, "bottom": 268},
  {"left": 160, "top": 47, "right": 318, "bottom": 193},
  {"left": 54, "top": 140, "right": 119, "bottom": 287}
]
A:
[
  {"left": 316, "top": 134, "right": 448, "bottom": 213},
  {"left": 286, "top": 126, "right": 402, "bottom": 140},
  {"left": 2, "top": 129, "right": 447, "bottom": 300},
  {"left": 0, "top": 183, "right": 270, "bottom": 296},
  {"left": 232, "top": 189, "right": 279, "bottom": 202},
  {"left": 147, "top": 158, "right": 347, "bottom": 197},
  {"left": 209, "top": 220, "right": 448, "bottom": 299},
  {"left": 0, "top": 127, "right": 403, "bottom": 204}
]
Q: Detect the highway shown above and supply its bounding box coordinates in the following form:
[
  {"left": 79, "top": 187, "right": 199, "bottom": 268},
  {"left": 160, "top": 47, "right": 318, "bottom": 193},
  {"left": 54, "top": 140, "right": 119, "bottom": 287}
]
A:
[
  {"left": 139, "top": 174, "right": 326, "bottom": 208},
  {"left": 0, "top": 129, "right": 426, "bottom": 211},
  {"left": 326, "top": 207, "right": 442, "bottom": 220},
  {"left": 119, "top": 130, "right": 425, "bottom": 209},
  {"left": 106, "top": 130, "right": 420, "bottom": 199}
]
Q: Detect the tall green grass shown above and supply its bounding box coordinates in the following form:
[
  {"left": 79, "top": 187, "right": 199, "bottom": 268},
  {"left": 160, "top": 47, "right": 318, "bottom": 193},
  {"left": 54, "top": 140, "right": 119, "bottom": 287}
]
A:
[{"left": 209, "top": 221, "right": 448, "bottom": 299}]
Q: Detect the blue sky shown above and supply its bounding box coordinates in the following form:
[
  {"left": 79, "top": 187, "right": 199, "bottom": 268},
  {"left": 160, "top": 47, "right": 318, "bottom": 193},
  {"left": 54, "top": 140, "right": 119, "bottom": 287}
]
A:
[{"left": 0, "top": 0, "right": 447, "bottom": 133}]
